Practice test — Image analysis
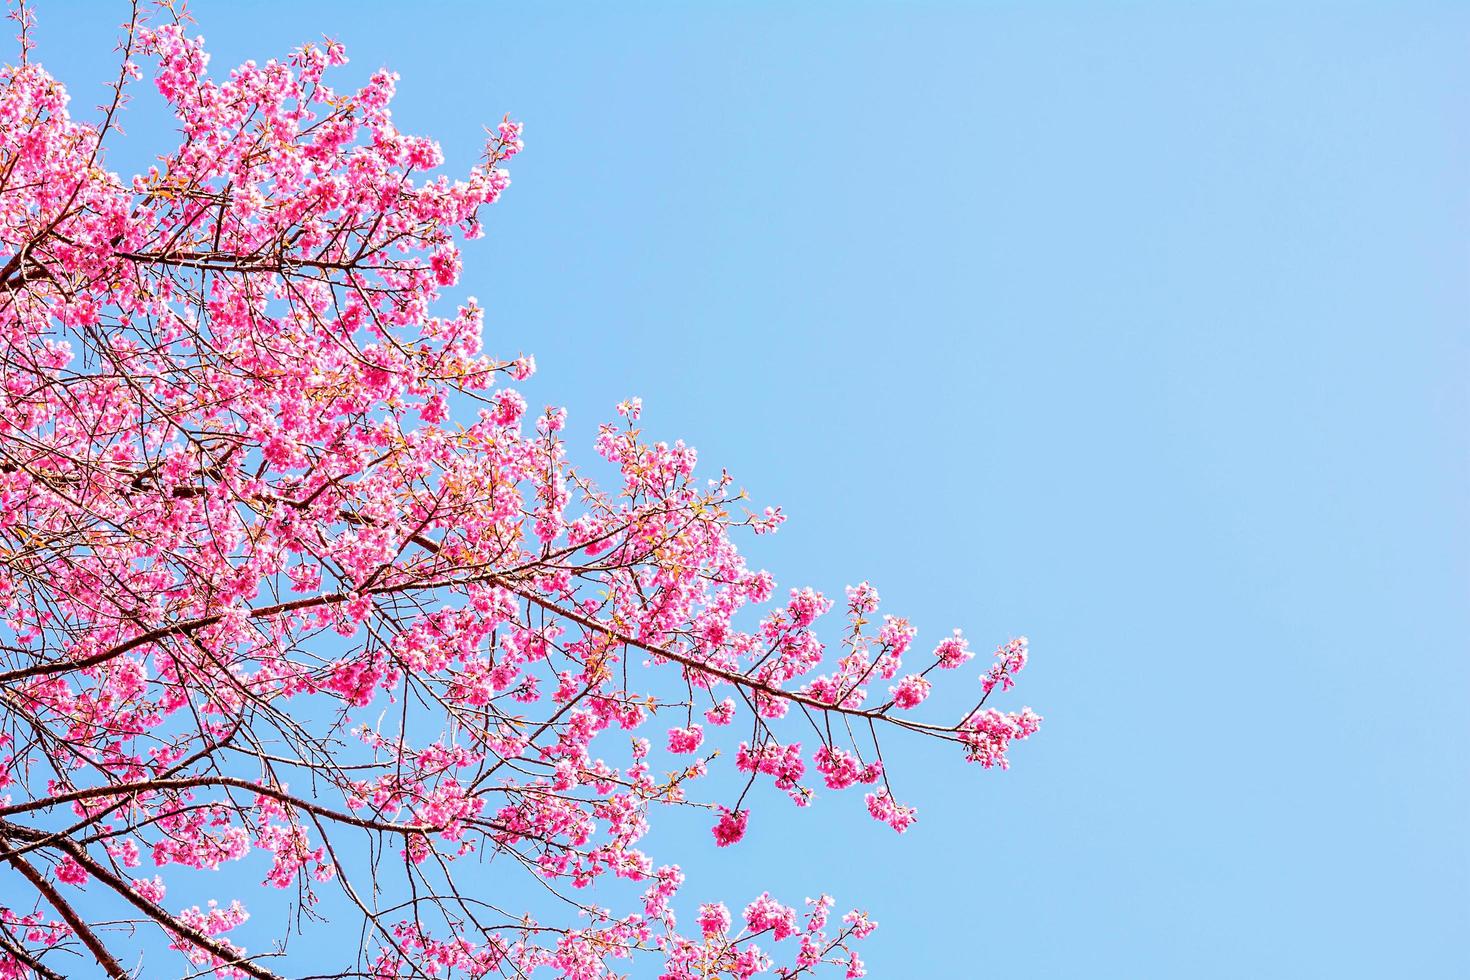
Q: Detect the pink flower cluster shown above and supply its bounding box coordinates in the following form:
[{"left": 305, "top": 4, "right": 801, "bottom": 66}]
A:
[
  {"left": 713, "top": 808, "right": 749, "bottom": 847},
  {"left": 667, "top": 724, "right": 704, "bottom": 753}
]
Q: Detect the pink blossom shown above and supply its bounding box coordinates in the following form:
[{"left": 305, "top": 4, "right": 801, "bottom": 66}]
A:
[
  {"left": 667, "top": 724, "right": 704, "bottom": 753},
  {"left": 705, "top": 698, "right": 737, "bottom": 726},
  {"left": 744, "top": 893, "right": 799, "bottom": 942},
  {"left": 697, "top": 902, "right": 731, "bottom": 937},
  {"left": 55, "top": 857, "right": 88, "bottom": 886},
  {"left": 864, "top": 789, "right": 918, "bottom": 833},
  {"left": 712, "top": 808, "right": 748, "bottom": 847},
  {"left": 889, "top": 675, "right": 931, "bottom": 709},
  {"left": 932, "top": 628, "right": 974, "bottom": 669}
]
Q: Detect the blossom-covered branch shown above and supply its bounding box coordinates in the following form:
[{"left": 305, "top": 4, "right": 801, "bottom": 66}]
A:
[{"left": 0, "top": 3, "right": 1039, "bottom": 977}]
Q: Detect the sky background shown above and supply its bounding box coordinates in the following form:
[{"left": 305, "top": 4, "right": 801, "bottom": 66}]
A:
[{"left": 32, "top": 2, "right": 1469, "bottom": 977}]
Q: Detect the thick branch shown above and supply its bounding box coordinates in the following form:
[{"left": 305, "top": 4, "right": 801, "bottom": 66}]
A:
[{"left": 1, "top": 847, "right": 129, "bottom": 979}]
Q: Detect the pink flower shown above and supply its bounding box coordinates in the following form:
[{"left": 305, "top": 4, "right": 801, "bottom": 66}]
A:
[
  {"left": 845, "top": 581, "right": 880, "bottom": 615},
  {"left": 864, "top": 789, "right": 917, "bottom": 833},
  {"left": 130, "top": 876, "right": 167, "bottom": 903},
  {"left": 55, "top": 857, "right": 88, "bottom": 886},
  {"left": 959, "top": 707, "right": 1042, "bottom": 770},
  {"left": 785, "top": 587, "right": 831, "bottom": 628},
  {"left": 889, "top": 674, "right": 931, "bottom": 709},
  {"left": 982, "top": 636, "right": 1030, "bottom": 695},
  {"left": 509, "top": 354, "right": 536, "bottom": 380},
  {"left": 667, "top": 724, "right": 704, "bottom": 753},
  {"left": 712, "top": 808, "right": 748, "bottom": 847},
  {"left": 697, "top": 902, "right": 731, "bottom": 937},
  {"left": 743, "top": 892, "right": 798, "bottom": 941},
  {"left": 490, "top": 389, "right": 526, "bottom": 427},
  {"left": 430, "top": 246, "right": 461, "bottom": 285},
  {"left": 704, "top": 698, "right": 736, "bottom": 726},
  {"left": 420, "top": 390, "right": 449, "bottom": 424},
  {"left": 932, "top": 628, "right": 973, "bottom": 669}
]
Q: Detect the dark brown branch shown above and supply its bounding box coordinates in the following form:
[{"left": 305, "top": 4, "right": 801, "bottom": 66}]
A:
[{"left": 1, "top": 847, "right": 130, "bottom": 979}]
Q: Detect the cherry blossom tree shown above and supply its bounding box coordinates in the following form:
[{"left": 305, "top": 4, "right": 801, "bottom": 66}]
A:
[{"left": 0, "top": 3, "right": 1039, "bottom": 977}]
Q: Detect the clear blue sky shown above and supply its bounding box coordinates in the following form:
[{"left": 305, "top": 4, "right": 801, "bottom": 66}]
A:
[{"left": 35, "top": 2, "right": 1468, "bottom": 976}]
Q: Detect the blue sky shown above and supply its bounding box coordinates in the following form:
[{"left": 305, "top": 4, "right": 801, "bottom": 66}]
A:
[{"left": 33, "top": 2, "right": 1469, "bottom": 976}]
